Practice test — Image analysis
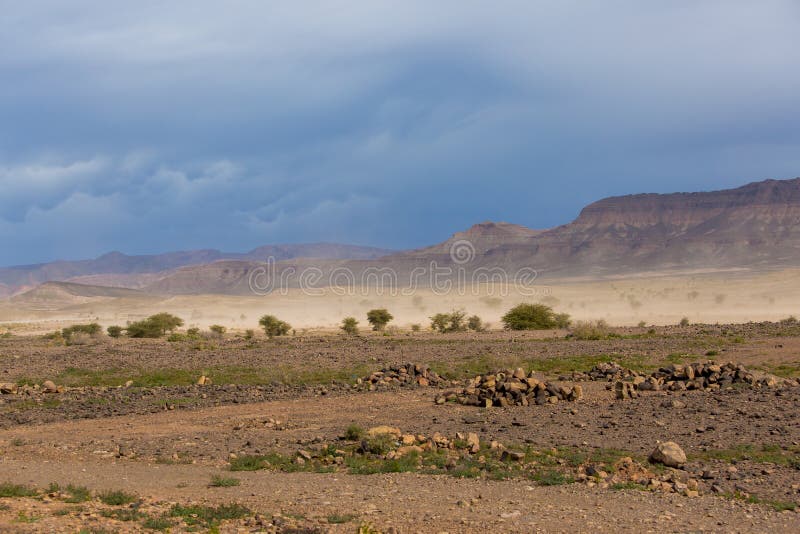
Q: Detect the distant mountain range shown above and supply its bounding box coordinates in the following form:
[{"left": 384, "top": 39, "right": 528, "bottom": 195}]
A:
[
  {"left": 4, "top": 177, "right": 800, "bottom": 298},
  {"left": 0, "top": 243, "right": 392, "bottom": 297}
]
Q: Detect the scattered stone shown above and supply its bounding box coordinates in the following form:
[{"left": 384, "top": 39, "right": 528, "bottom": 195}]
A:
[
  {"left": 614, "top": 381, "right": 639, "bottom": 400},
  {"left": 42, "top": 380, "right": 61, "bottom": 393}
]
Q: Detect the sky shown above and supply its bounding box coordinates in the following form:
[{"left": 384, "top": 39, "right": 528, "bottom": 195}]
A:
[{"left": 1, "top": 1, "right": 799, "bottom": 266}]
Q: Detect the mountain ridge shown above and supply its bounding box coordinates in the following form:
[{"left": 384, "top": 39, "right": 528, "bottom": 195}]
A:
[{"left": 4, "top": 176, "right": 800, "bottom": 298}]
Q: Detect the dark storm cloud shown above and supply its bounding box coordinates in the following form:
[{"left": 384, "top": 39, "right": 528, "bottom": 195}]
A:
[{"left": 1, "top": 1, "right": 799, "bottom": 264}]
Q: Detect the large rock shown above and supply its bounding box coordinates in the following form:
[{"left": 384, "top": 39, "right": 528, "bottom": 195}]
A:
[{"left": 649, "top": 441, "right": 687, "bottom": 468}]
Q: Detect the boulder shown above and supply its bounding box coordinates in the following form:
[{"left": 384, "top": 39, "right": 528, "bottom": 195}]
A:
[{"left": 649, "top": 441, "right": 687, "bottom": 468}]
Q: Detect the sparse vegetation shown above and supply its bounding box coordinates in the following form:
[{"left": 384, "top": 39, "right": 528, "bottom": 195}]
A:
[
  {"left": 62, "top": 323, "right": 102, "bottom": 345},
  {"left": 430, "top": 310, "right": 467, "bottom": 333},
  {"left": 169, "top": 503, "right": 251, "bottom": 528},
  {"left": 569, "top": 320, "right": 617, "bottom": 340},
  {"left": 258, "top": 315, "right": 291, "bottom": 338},
  {"left": 106, "top": 325, "right": 123, "bottom": 338},
  {"left": 467, "top": 314, "right": 486, "bottom": 332},
  {"left": 344, "top": 424, "right": 365, "bottom": 441},
  {"left": 126, "top": 313, "right": 184, "bottom": 338},
  {"left": 0, "top": 482, "right": 38, "bottom": 497},
  {"left": 501, "top": 304, "right": 570, "bottom": 330},
  {"left": 679, "top": 317, "right": 690, "bottom": 326},
  {"left": 366, "top": 308, "right": 393, "bottom": 331},
  {"left": 209, "top": 324, "right": 227, "bottom": 336},
  {"left": 341, "top": 317, "right": 359, "bottom": 335},
  {"left": 97, "top": 489, "right": 137, "bottom": 506},
  {"left": 209, "top": 475, "right": 240, "bottom": 487}
]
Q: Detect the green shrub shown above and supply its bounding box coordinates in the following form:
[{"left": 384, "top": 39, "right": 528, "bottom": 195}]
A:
[
  {"left": 62, "top": 323, "right": 102, "bottom": 342},
  {"left": 679, "top": 317, "right": 690, "bottom": 326},
  {"left": 243, "top": 329, "right": 255, "bottom": 340},
  {"left": 209, "top": 475, "right": 240, "bottom": 487},
  {"left": 169, "top": 503, "right": 251, "bottom": 527},
  {"left": 344, "top": 424, "right": 365, "bottom": 441},
  {"left": 430, "top": 310, "right": 467, "bottom": 333},
  {"left": 467, "top": 315, "right": 486, "bottom": 332},
  {"left": 258, "top": 315, "right": 291, "bottom": 338},
  {"left": 410, "top": 324, "right": 421, "bottom": 332},
  {"left": 97, "top": 489, "right": 137, "bottom": 506},
  {"left": 209, "top": 325, "right": 226, "bottom": 336},
  {"left": 0, "top": 482, "right": 38, "bottom": 497},
  {"left": 126, "top": 313, "right": 184, "bottom": 338},
  {"left": 501, "top": 304, "right": 570, "bottom": 330},
  {"left": 569, "top": 320, "right": 613, "bottom": 340},
  {"left": 106, "top": 326, "right": 123, "bottom": 338},
  {"left": 366, "top": 309, "right": 393, "bottom": 331},
  {"left": 341, "top": 317, "right": 359, "bottom": 335},
  {"left": 365, "top": 434, "right": 396, "bottom": 455}
]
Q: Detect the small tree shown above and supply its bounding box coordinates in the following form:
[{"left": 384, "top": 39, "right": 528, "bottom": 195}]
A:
[
  {"left": 107, "top": 325, "right": 123, "bottom": 338},
  {"left": 501, "top": 304, "right": 571, "bottom": 330},
  {"left": 366, "top": 309, "right": 393, "bottom": 331},
  {"left": 341, "top": 317, "right": 359, "bottom": 335},
  {"left": 209, "top": 324, "right": 227, "bottom": 336},
  {"left": 467, "top": 315, "right": 486, "bottom": 332},
  {"left": 430, "top": 310, "right": 467, "bottom": 333},
  {"left": 259, "top": 315, "right": 291, "bottom": 338},
  {"left": 62, "top": 323, "right": 102, "bottom": 341},
  {"left": 126, "top": 313, "right": 184, "bottom": 338}
]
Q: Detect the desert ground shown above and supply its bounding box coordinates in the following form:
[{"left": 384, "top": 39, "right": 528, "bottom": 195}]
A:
[
  {"left": 3, "top": 268, "right": 800, "bottom": 332},
  {"left": 1, "top": 309, "right": 800, "bottom": 532}
]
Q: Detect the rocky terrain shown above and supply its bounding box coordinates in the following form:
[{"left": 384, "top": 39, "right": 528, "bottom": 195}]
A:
[{"left": 1, "top": 322, "right": 800, "bottom": 531}]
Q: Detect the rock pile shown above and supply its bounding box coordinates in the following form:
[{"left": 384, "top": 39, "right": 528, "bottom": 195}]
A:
[
  {"left": 567, "top": 361, "right": 800, "bottom": 399},
  {"left": 562, "top": 361, "right": 638, "bottom": 382},
  {"left": 357, "top": 363, "right": 450, "bottom": 390},
  {"left": 640, "top": 362, "right": 794, "bottom": 391},
  {"left": 0, "top": 380, "right": 63, "bottom": 395},
  {"left": 434, "top": 367, "right": 583, "bottom": 407}
]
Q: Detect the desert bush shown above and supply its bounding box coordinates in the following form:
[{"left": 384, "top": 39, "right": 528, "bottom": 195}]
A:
[
  {"left": 243, "top": 329, "right": 255, "bottom": 340},
  {"left": 209, "top": 324, "right": 226, "bottom": 337},
  {"left": 780, "top": 316, "right": 798, "bottom": 325},
  {"left": 467, "top": 315, "right": 486, "bottom": 332},
  {"left": 341, "top": 317, "right": 359, "bottom": 335},
  {"left": 62, "top": 323, "right": 101, "bottom": 341},
  {"left": 430, "top": 310, "right": 467, "bottom": 333},
  {"left": 410, "top": 323, "right": 421, "bottom": 332},
  {"left": 501, "top": 304, "right": 571, "bottom": 330},
  {"left": 366, "top": 309, "right": 393, "bottom": 331},
  {"left": 186, "top": 327, "right": 201, "bottom": 338},
  {"left": 106, "top": 325, "right": 123, "bottom": 338},
  {"left": 569, "top": 320, "right": 614, "bottom": 340},
  {"left": 259, "top": 315, "right": 291, "bottom": 338},
  {"left": 637, "top": 320, "right": 646, "bottom": 328},
  {"left": 126, "top": 313, "right": 184, "bottom": 338},
  {"left": 679, "top": 317, "right": 690, "bottom": 326}
]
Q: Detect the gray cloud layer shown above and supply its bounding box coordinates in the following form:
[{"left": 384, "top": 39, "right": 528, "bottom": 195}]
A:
[{"left": 1, "top": 1, "right": 799, "bottom": 264}]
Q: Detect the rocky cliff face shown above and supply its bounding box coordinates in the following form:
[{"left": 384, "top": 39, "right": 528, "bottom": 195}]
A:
[{"left": 573, "top": 178, "right": 800, "bottom": 230}]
